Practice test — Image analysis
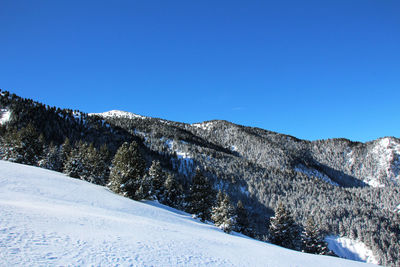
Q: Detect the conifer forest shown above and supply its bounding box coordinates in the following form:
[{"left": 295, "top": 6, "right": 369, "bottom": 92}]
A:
[{"left": 0, "top": 90, "right": 399, "bottom": 265}]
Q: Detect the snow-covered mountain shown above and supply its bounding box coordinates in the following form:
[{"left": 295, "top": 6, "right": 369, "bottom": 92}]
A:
[
  {"left": 1, "top": 92, "right": 399, "bottom": 265},
  {"left": 0, "top": 161, "right": 373, "bottom": 266}
]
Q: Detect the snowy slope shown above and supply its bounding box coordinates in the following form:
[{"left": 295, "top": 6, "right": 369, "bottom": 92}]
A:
[
  {"left": 0, "top": 108, "right": 11, "bottom": 125},
  {"left": 326, "top": 236, "right": 378, "bottom": 264},
  {"left": 368, "top": 137, "right": 400, "bottom": 186},
  {"left": 0, "top": 161, "right": 374, "bottom": 266}
]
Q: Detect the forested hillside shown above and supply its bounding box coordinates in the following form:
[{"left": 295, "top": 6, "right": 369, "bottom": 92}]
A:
[{"left": 1, "top": 90, "right": 399, "bottom": 265}]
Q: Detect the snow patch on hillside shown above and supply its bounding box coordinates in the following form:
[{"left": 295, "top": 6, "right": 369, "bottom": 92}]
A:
[
  {"left": 0, "top": 161, "right": 371, "bottom": 266},
  {"left": 295, "top": 165, "right": 339, "bottom": 186},
  {"left": 368, "top": 137, "right": 400, "bottom": 187},
  {"left": 166, "top": 140, "right": 193, "bottom": 175},
  {"left": 0, "top": 109, "right": 11, "bottom": 124},
  {"left": 191, "top": 121, "right": 216, "bottom": 131},
  {"left": 326, "top": 236, "right": 378, "bottom": 265},
  {"left": 90, "top": 110, "right": 147, "bottom": 120},
  {"left": 365, "top": 179, "right": 385, "bottom": 188}
]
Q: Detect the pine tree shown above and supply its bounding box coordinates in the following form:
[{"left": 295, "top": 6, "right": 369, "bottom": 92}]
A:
[
  {"left": 38, "top": 142, "right": 63, "bottom": 171},
  {"left": 108, "top": 141, "right": 146, "bottom": 199},
  {"left": 18, "top": 124, "right": 43, "bottom": 165},
  {"left": 268, "top": 202, "right": 300, "bottom": 250},
  {"left": 4, "top": 124, "right": 44, "bottom": 165},
  {"left": 163, "top": 172, "right": 183, "bottom": 207},
  {"left": 148, "top": 160, "right": 165, "bottom": 200},
  {"left": 60, "top": 137, "right": 72, "bottom": 165},
  {"left": 211, "top": 191, "right": 236, "bottom": 233},
  {"left": 187, "top": 168, "right": 215, "bottom": 221},
  {"left": 302, "top": 216, "right": 329, "bottom": 255},
  {"left": 235, "top": 200, "right": 252, "bottom": 236},
  {"left": 0, "top": 126, "right": 21, "bottom": 162},
  {"left": 63, "top": 141, "right": 86, "bottom": 179},
  {"left": 91, "top": 144, "right": 110, "bottom": 185}
]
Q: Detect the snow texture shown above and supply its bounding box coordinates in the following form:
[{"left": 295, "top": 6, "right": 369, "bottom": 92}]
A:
[
  {"left": 89, "top": 110, "right": 147, "bottom": 120},
  {"left": 166, "top": 140, "right": 193, "bottom": 175},
  {"left": 0, "top": 161, "right": 374, "bottom": 266},
  {"left": 326, "top": 236, "right": 378, "bottom": 265},
  {"left": 0, "top": 109, "right": 11, "bottom": 125},
  {"left": 365, "top": 137, "right": 400, "bottom": 187},
  {"left": 295, "top": 164, "right": 339, "bottom": 186},
  {"left": 191, "top": 121, "right": 216, "bottom": 131}
]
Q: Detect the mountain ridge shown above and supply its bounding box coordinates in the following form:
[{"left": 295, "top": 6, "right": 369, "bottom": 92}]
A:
[{"left": 1, "top": 91, "right": 399, "bottom": 265}]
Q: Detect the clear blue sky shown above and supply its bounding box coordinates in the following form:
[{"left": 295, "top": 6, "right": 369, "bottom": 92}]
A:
[{"left": 1, "top": 1, "right": 399, "bottom": 142}]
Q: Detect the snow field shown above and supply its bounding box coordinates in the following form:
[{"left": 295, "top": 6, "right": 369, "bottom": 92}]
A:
[
  {"left": 326, "top": 236, "right": 378, "bottom": 265},
  {"left": 0, "top": 161, "right": 374, "bottom": 266}
]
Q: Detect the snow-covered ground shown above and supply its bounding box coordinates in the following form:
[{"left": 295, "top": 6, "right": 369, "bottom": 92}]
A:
[
  {"left": 191, "top": 121, "right": 216, "bottom": 131},
  {"left": 295, "top": 164, "right": 339, "bottom": 186},
  {"left": 0, "top": 109, "right": 11, "bottom": 125},
  {"left": 365, "top": 137, "right": 400, "bottom": 187},
  {"left": 0, "top": 161, "right": 374, "bottom": 266},
  {"left": 326, "top": 236, "right": 378, "bottom": 265}
]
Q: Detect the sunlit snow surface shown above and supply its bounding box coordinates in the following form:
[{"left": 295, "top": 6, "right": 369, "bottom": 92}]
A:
[
  {"left": 89, "top": 110, "right": 147, "bottom": 120},
  {"left": 326, "top": 236, "right": 378, "bottom": 265},
  {"left": 0, "top": 109, "right": 11, "bottom": 124},
  {"left": 0, "top": 161, "right": 374, "bottom": 266},
  {"left": 366, "top": 137, "right": 400, "bottom": 187}
]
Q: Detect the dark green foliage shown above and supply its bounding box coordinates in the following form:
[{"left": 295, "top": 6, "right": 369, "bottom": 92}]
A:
[
  {"left": 302, "top": 216, "right": 329, "bottom": 255},
  {"left": 0, "top": 124, "right": 44, "bottom": 165},
  {"left": 212, "top": 191, "right": 236, "bottom": 233},
  {"left": 63, "top": 140, "right": 87, "bottom": 179},
  {"left": 39, "top": 142, "right": 63, "bottom": 171},
  {"left": 62, "top": 140, "right": 111, "bottom": 185},
  {"left": 109, "top": 141, "right": 146, "bottom": 199},
  {"left": 148, "top": 160, "right": 166, "bottom": 200},
  {"left": 163, "top": 172, "right": 183, "bottom": 207},
  {"left": 235, "top": 200, "right": 252, "bottom": 236},
  {"left": 269, "top": 202, "right": 300, "bottom": 250},
  {"left": 187, "top": 169, "right": 215, "bottom": 221}
]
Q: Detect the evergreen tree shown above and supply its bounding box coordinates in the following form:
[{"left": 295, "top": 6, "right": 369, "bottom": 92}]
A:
[
  {"left": 211, "top": 191, "right": 236, "bottom": 233},
  {"left": 108, "top": 141, "right": 146, "bottom": 199},
  {"left": 63, "top": 141, "right": 86, "bottom": 179},
  {"left": 60, "top": 137, "right": 72, "bottom": 165},
  {"left": 91, "top": 144, "right": 110, "bottom": 185},
  {"left": 17, "top": 124, "right": 44, "bottom": 165},
  {"left": 148, "top": 160, "right": 165, "bottom": 200},
  {"left": 302, "top": 216, "right": 329, "bottom": 255},
  {"left": 1, "top": 124, "right": 45, "bottom": 165},
  {"left": 235, "top": 200, "right": 252, "bottom": 236},
  {"left": 268, "top": 202, "right": 300, "bottom": 250},
  {"left": 187, "top": 168, "right": 215, "bottom": 221},
  {"left": 0, "top": 126, "right": 21, "bottom": 162},
  {"left": 163, "top": 172, "right": 183, "bottom": 207},
  {"left": 38, "top": 142, "right": 63, "bottom": 171}
]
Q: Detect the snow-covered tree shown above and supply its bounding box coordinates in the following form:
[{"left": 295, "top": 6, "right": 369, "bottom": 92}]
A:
[
  {"left": 163, "top": 172, "right": 183, "bottom": 207},
  {"left": 268, "top": 202, "right": 300, "bottom": 250},
  {"left": 212, "top": 191, "right": 236, "bottom": 233},
  {"left": 38, "top": 142, "right": 63, "bottom": 171},
  {"left": 302, "top": 216, "right": 329, "bottom": 255},
  {"left": 148, "top": 160, "right": 165, "bottom": 200},
  {"left": 63, "top": 140, "right": 87, "bottom": 179},
  {"left": 187, "top": 168, "right": 215, "bottom": 221},
  {"left": 108, "top": 141, "right": 146, "bottom": 199}
]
